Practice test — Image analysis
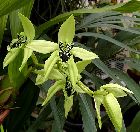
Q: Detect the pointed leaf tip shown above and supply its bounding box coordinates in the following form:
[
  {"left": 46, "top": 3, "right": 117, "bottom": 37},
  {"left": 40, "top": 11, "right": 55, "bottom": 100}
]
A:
[
  {"left": 18, "top": 13, "right": 35, "bottom": 41},
  {"left": 58, "top": 14, "right": 75, "bottom": 44}
]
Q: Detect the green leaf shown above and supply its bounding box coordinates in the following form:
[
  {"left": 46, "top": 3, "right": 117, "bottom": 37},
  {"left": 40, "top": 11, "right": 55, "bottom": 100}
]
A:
[
  {"left": 9, "top": 0, "right": 34, "bottom": 39},
  {"left": 93, "top": 59, "right": 122, "bottom": 85},
  {"left": 102, "top": 86, "right": 127, "bottom": 98},
  {"left": 19, "top": 47, "right": 33, "bottom": 71},
  {"left": 58, "top": 15, "right": 75, "bottom": 44},
  {"left": 36, "top": 3, "right": 126, "bottom": 38},
  {"left": 114, "top": 0, "right": 140, "bottom": 13},
  {"left": 35, "top": 68, "right": 65, "bottom": 81},
  {"left": 76, "top": 32, "right": 140, "bottom": 54},
  {"left": 103, "top": 93, "right": 122, "bottom": 132},
  {"left": 68, "top": 56, "right": 78, "bottom": 87},
  {"left": 42, "top": 81, "right": 64, "bottom": 106},
  {"left": 94, "top": 95, "right": 103, "bottom": 129},
  {"left": 111, "top": 69, "right": 140, "bottom": 104},
  {"left": 127, "top": 111, "right": 140, "bottom": 132},
  {"left": 3, "top": 48, "right": 21, "bottom": 68},
  {"left": 101, "top": 83, "right": 133, "bottom": 97},
  {"left": 0, "top": 15, "right": 8, "bottom": 47},
  {"left": 76, "top": 60, "right": 91, "bottom": 74},
  {"left": 27, "top": 40, "right": 59, "bottom": 54},
  {"left": 78, "top": 81, "right": 93, "bottom": 95},
  {"left": 5, "top": 79, "right": 39, "bottom": 131},
  {"left": 0, "top": 0, "right": 31, "bottom": 17},
  {"left": 8, "top": 49, "right": 28, "bottom": 89},
  {"left": 124, "top": 58, "right": 140, "bottom": 72},
  {"left": 101, "top": 83, "right": 133, "bottom": 94},
  {"left": 79, "top": 94, "right": 97, "bottom": 132},
  {"left": 87, "top": 23, "right": 140, "bottom": 35},
  {"left": 0, "top": 88, "right": 13, "bottom": 105},
  {"left": 71, "top": 47, "right": 98, "bottom": 60},
  {"left": 83, "top": 71, "right": 106, "bottom": 89},
  {"left": 0, "top": 125, "right": 4, "bottom": 132},
  {"left": 50, "top": 97, "right": 64, "bottom": 132},
  {"left": 64, "top": 95, "right": 73, "bottom": 117},
  {"left": 18, "top": 13, "right": 35, "bottom": 41},
  {"left": 44, "top": 51, "right": 59, "bottom": 81},
  {"left": 49, "top": 69, "right": 65, "bottom": 81},
  {"left": 74, "top": 84, "right": 85, "bottom": 93},
  {"left": 35, "top": 74, "right": 44, "bottom": 85},
  {"left": 36, "top": 51, "right": 59, "bottom": 85}
]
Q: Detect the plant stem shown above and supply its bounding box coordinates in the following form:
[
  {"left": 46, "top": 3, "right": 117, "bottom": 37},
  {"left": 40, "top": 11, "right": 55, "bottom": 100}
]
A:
[{"left": 31, "top": 53, "right": 44, "bottom": 67}]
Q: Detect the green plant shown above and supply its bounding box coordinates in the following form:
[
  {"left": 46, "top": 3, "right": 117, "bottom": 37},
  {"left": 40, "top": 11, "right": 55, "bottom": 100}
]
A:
[
  {"left": 1, "top": 0, "right": 140, "bottom": 132},
  {"left": 3, "top": 13, "right": 134, "bottom": 132}
]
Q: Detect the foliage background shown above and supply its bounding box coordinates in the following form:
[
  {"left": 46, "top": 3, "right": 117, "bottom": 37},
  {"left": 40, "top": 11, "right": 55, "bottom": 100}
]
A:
[{"left": 0, "top": 0, "right": 140, "bottom": 132}]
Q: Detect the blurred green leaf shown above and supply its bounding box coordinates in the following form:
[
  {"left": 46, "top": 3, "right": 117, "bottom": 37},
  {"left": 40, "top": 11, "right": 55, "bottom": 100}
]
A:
[
  {"left": 0, "top": 0, "right": 31, "bottom": 17},
  {"left": 124, "top": 58, "right": 140, "bottom": 72},
  {"left": 5, "top": 79, "right": 40, "bottom": 132},
  {"left": 76, "top": 60, "right": 91, "bottom": 74},
  {"left": 127, "top": 111, "right": 140, "bottom": 132},
  {"left": 50, "top": 97, "right": 64, "bottom": 132},
  {"left": 76, "top": 32, "right": 140, "bottom": 54},
  {"left": 0, "top": 88, "right": 13, "bottom": 105},
  {"left": 93, "top": 59, "right": 121, "bottom": 85},
  {"left": 0, "top": 125, "right": 4, "bottom": 132},
  {"left": 111, "top": 69, "right": 140, "bottom": 104},
  {"left": 79, "top": 94, "right": 97, "bottom": 132},
  {"left": 8, "top": 49, "right": 27, "bottom": 89},
  {"left": 35, "top": 3, "right": 126, "bottom": 38},
  {"left": 0, "top": 15, "right": 8, "bottom": 47},
  {"left": 114, "top": 0, "right": 140, "bottom": 13}
]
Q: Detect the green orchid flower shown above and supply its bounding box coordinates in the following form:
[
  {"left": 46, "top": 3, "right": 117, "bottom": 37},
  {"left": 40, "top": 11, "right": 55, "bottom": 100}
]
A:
[
  {"left": 30, "top": 15, "right": 98, "bottom": 117},
  {"left": 32, "top": 15, "right": 98, "bottom": 85},
  {"left": 3, "top": 13, "right": 134, "bottom": 131},
  {"left": 3, "top": 13, "right": 35, "bottom": 71}
]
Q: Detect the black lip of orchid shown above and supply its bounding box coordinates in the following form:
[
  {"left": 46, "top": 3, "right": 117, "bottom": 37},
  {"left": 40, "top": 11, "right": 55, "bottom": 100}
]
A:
[
  {"left": 65, "top": 76, "right": 73, "bottom": 97},
  {"left": 59, "top": 42, "right": 74, "bottom": 62},
  {"left": 10, "top": 34, "right": 27, "bottom": 49}
]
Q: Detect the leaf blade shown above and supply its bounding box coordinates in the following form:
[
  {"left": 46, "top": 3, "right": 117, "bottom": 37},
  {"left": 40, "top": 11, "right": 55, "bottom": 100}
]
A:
[
  {"left": 42, "top": 81, "right": 64, "bottom": 106},
  {"left": 103, "top": 93, "right": 122, "bottom": 132},
  {"left": 27, "top": 40, "right": 59, "bottom": 54},
  {"left": 58, "top": 15, "right": 75, "bottom": 44},
  {"left": 71, "top": 47, "right": 98, "bottom": 60},
  {"left": 18, "top": 13, "right": 35, "bottom": 41}
]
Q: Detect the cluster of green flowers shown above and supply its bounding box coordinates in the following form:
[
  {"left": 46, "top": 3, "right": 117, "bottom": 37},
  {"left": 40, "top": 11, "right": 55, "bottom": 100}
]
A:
[{"left": 3, "top": 13, "right": 133, "bottom": 132}]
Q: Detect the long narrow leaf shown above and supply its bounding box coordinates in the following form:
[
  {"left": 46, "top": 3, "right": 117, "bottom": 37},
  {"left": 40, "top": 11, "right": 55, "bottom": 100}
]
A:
[
  {"left": 0, "top": 0, "right": 31, "bottom": 17},
  {"left": 35, "top": 3, "right": 126, "bottom": 38},
  {"left": 87, "top": 24, "right": 140, "bottom": 35},
  {"left": 79, "top": 94, "right": 97, "bottom": 132},
  {"left": 9, "top": 0, "right": 35, "bottom": 39},
  {"left": 76, "top": 32, "right": 140, "bottom": 54},
  {"left": 111, "top": 69, "right": 140, "bottom": 104},
  {"left": 50, "top": 97, "right": 64, "bottom": 132},
  {"left": 0, "top": 15, "right": 8, "bottom": 47}
]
